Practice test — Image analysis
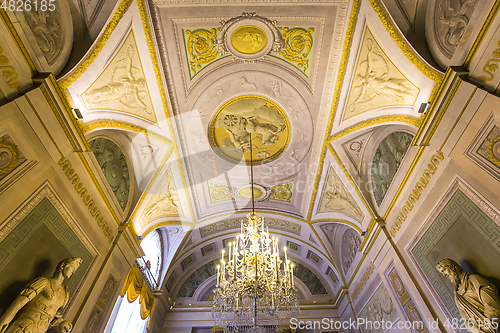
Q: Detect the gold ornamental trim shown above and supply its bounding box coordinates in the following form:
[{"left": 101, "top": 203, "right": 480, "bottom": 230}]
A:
[
  {"left": 367, "top": 0, "right": 443, "bottom": 102},
  {"left": 0, "top": 141, "right": 18, "bottom": 174},
  {"left": 329, "top": 116, "right": 420, "bottom": 142},
  {"left": 59, "top": 0, "right": 133, "bottom": 89}
]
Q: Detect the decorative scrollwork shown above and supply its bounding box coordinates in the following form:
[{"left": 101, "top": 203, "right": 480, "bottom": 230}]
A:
[
  {"left": 278, "top": 27, "right": 314, "bottom": 74},
  {"left": 0, "top": 46, "right": 22, "bottom": 90},
  {"left": 479, "top": 40, "right": 500, "bottom": 82},
  {"left": 0, "top": 141, "right": 19, "bottom": 174},
  {"left": 486, "top": 135, "right": 500, "bottom": 165},
  {"left": 209, "top": 182, "right": 233, "bottom": 203},
  {"left": 184, "top": 28, "right": 220, "bottom": 76},
  {"left": 269, "top": 181, "right": 293, "bottom": 202}
]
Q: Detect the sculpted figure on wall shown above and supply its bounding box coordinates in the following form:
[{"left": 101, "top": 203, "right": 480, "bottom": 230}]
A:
[
  {"left": 24, "top": 5, "right": 62, "bottom": 64},
  {"left": 436, "top": 259, "right": 500, "bottom": 333},
  {"left": 349, "top": 38, "right": 415, "bottom": 113},
  {"left": 0, "top": 257, "right": 82, "bottom": 333},
  {"left": 342, "top": 229, "right": 363, "bottom": 273},
  {"left": 371, "top": 132, "right": 414, "bottom": 206},
  {"left": 84, "top": 45, "right": 151, "bottom": 115},
  {"left": 438, "top": 0, "right": 478, "bottom": 48}
]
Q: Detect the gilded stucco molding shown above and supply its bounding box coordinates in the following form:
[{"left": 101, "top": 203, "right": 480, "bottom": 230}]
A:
[
  {"left": 0, "top": 9, "right": 37, "bottom": 74},
  {"left": 329, "top": 115, "right": 420, "bottom": 142},
  {"left": 351, "top": 261, "right": 375, "bottom": 301},
  {"left": 388, "top": 150, "right": 445, "bottom": 237},
  {"left": 367, "top": 0, "right": 443, "bottom": 102},
  {"left": 58, "top": 157, "right": 116, "bottom": 242},
  {"left": 59, "top": 0, "right": 133, "bottom": 89},
  {"left": 82, "top": 120, "right": 172, "bottom": 144},
  {"left": 463, "top": 0, "right": 500, "bottom": 67},
  {"left": 306, "top": 0, "right": 360, "bottom": 221}
]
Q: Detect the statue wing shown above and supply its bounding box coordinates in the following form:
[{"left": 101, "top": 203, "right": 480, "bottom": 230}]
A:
[{"left": 19, "top": 277, "right": 49, "bottom": 301}]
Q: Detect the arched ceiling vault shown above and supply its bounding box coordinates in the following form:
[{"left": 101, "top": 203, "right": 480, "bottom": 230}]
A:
[{"left": 59, "top": 0, "right": 446, "bottom": 305}]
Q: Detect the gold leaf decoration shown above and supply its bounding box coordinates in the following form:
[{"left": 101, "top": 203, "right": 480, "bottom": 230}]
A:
[
  {"left": 209, "top": 182, "right": 233, "bottom": 203},
  {"left": 276, "top": 27, "right": 314, "bottom": 76},
  {"left": 184, "top": 28, "right": 222, "bottom": 78},
  {"left": 269, "top": 181, "right": 294, "bottom": 202}
]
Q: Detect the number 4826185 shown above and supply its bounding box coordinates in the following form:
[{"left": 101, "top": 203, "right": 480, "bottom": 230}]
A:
[{"left": 1, "top": 0, "right": 56, "bottom": 12}]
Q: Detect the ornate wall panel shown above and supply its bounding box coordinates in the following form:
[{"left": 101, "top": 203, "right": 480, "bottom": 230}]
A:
[
  {"left": 292, "top": 262, "right": 328, "bottom": 295},
  {"left": 0, "top": 133, "right": 34, "bottom": 195},
  {"left": 343, "top": 27, "right": 419, "bottom": 120},
  {"left": 177, "top": 259, "right": 218, "bottom": 298},
  {"left": 273, "top": 26, "right": 315, "bottom": 76},
  {"left": 433, "top": 0, "right": 478, "bottom": 59},
  {"left": 183, "top": 27, "right": 227, "bottom": 78},
  {"left": 140, "top": 169, "right": 183, "bottom": 225},
  {"left": 81, "top": 31, "right": 157, "bottom": 123},
  {"left": 0, "top": 183, "right": 97, "bottom": 313},
  {"left": 371, "top": 131, "right": 414, "bottom": 206},
  {"left": 89, "top": 138, "right": 130, "bottom": 211},
  {"left": 341, "top": 130, "right": 374, "bottom": 173},
  {"left": 341, "top": 228, "right": 363, "bottom": 274},
  {"left": 84, "top": 275, "right": 118, "bottom": 333},
  {"left": 358, "top": 283, "right": 399, "bottom": 333},
  {"left": 464, "top": 113, "right": 500, "bottom": 182},
  {"left": 319, "top": 166, "right": 364, "bottom": 221},
  {"left": 384, "top": 262, "right": 430, "bottom": 333},
  {"left": 410, "top": 179, "right": 500, "bottom": 327}
]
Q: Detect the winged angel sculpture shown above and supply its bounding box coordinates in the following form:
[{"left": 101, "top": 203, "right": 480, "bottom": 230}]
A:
[
  {"left": 348, "top": 39, "right": 414, "bottom": 113},
  {"left": 84, "top": 45, "right": 151, "bottom": 115}
]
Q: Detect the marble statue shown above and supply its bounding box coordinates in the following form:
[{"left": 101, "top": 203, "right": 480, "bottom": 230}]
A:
[
  {"left": 436, "top": 258, "right": 500, "bottom": 333},
  {"left": 0, "top": 257, "right": 82, "bottom": 333}
]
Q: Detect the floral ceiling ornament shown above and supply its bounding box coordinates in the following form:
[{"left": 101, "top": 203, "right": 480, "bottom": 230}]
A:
[
  {"left": 277, "top": 27, "right": 314, "bottom": 75},
  {"left": 183, "top": 27, "right": 224, "bottom": 78}
]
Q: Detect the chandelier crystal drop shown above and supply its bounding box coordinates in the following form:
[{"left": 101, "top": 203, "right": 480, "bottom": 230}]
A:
[{"left": 212, "top": 213, "right": 299, "bottom": 332}]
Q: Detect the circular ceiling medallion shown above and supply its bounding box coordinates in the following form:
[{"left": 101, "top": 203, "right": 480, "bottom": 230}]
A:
[
  {"left": 209, "top": 95, "right": 290, "bottom": 164},
  {"left": 230, "top": 25, "right": 268, "bottom": 55}
]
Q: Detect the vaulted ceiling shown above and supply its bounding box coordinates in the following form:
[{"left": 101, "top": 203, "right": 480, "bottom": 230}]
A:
[{"left": 59, "top": 0, "right": 453, "bottom": 305}]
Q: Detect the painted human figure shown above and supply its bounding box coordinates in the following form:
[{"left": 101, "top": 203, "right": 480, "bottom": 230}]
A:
[
  {"left": 0, "top": 257, "right": 82, "bottom": 333},
  {"left": 436, "top": 258, "right": 500, "bottom": 333}
]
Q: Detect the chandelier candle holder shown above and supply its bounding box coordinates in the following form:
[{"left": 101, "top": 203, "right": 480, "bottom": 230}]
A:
[{"left": 212, "top": 213, "right": 299, "bottom": 332}]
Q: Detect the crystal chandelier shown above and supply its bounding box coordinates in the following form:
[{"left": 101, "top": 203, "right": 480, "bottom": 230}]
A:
[{"left": 212, "top": 142, "right": 299, "bottom": 332}]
